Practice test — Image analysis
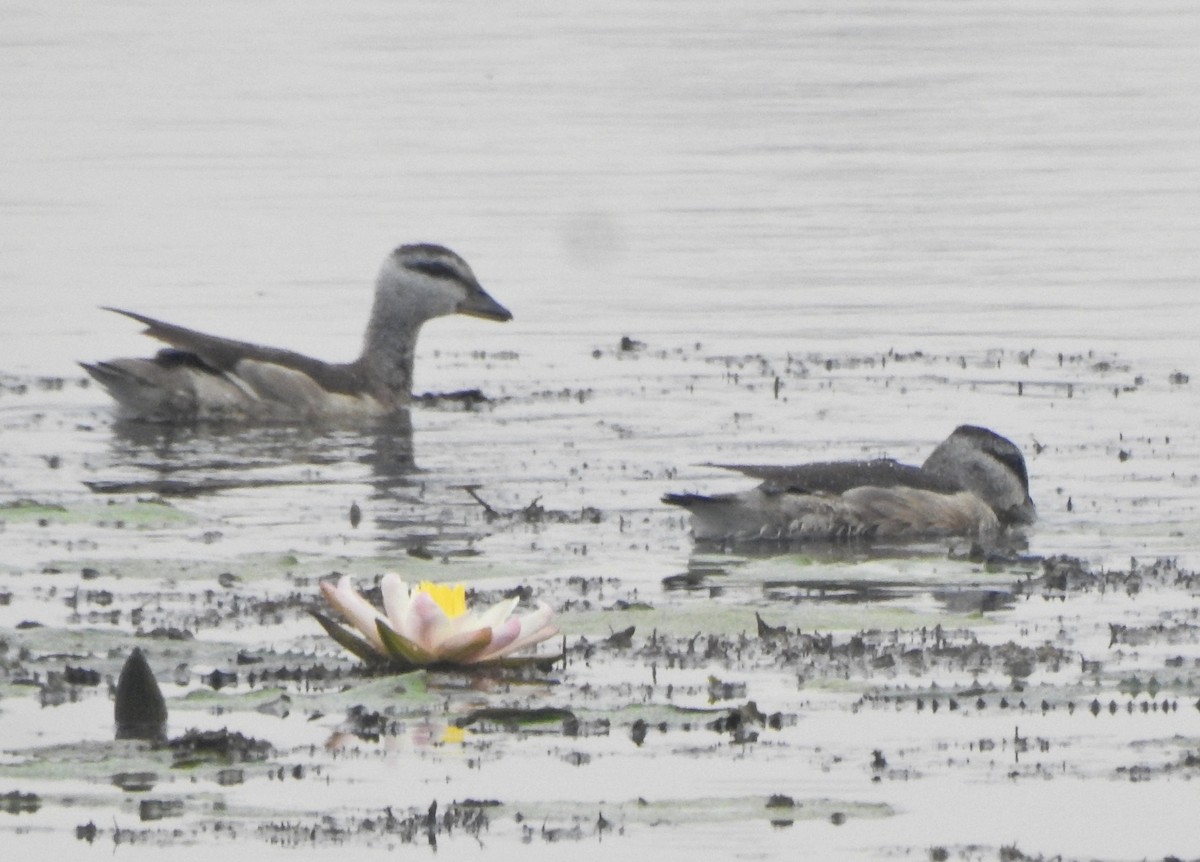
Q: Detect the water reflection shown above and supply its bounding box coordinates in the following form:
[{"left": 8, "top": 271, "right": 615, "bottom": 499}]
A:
[
  {"left": 79, "top": 409, "right": 498, "bottom": 553},
  {"left": 930, "top": 588, "right": 1016, "bottom": 615},
  {"left": 86, "top": 411, "right": 417, "bottom": 497},
  {"left": 763, "top": 578, "right": 923, "bottom": 605},
  {"left": 685, "top": 532, "right": 1031, "bottom": 561},
  {"left": 668, "top": 543, "right": 1027, "bottom": 615}
]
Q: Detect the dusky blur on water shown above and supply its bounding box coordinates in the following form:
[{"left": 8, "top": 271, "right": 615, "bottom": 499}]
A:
[
  {"left": 2, "top": 1, "right": 1198, "bottom": 375},
  {"left": 2, "top": 3, "right": 1200, "bottom": 859}
]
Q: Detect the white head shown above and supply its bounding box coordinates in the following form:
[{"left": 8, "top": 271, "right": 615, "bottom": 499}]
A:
[
  {"left": 373, "top": 243, "right": 512, "bottom": 326},
  {"left": 921, "top": 425, "right": 1036, "bottom": 526}
]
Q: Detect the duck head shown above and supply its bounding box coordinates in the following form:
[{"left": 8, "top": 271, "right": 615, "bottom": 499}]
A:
[
  {"left": 921, "top": 425, "right": 1037, "bottom": 526},
  {"left": 375, "top": 243, "right": 512, "bottom": 325}
]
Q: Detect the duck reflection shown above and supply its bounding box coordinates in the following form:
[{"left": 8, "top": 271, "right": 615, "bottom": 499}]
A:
[
  {"left": 93, "top": 409, "right": 416, "bottom": 494},
  {"left": 668, "top": 540, "right": 1027, "bottom": 616},
  {"left": 83, "top": 410, "right": 451, "bottom": 552}
]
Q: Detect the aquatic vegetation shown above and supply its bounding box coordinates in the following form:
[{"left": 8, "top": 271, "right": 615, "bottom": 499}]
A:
[
  {"left": 114, "top": 648, "right": 167, "bottom": 742},
  {"left": 315, "top": 574, "right": 559, "bottom": 669}
]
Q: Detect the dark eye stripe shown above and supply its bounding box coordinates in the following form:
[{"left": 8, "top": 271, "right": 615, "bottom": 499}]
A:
[
  {"left": 406, "top": 260, "right": 466, "bottom": 283},
  {"left": 955, "top": 425, "right": 1030, "bottom": 494},
  {"left": 985, "top": 444, "right": 1030, "bottom": 492}
]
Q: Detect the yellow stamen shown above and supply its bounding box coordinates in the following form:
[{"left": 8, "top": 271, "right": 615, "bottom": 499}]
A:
[
  {"left": 418, "top": 581, "right": 467, "bottom": 619},
  {"left": 442, "top": 725, "right": 466, "bottom": 745}
]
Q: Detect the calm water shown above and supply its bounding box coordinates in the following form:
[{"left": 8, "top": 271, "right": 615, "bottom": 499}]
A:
[{"left": 2, "top": 2, "right": 1199, "bottom": 859}]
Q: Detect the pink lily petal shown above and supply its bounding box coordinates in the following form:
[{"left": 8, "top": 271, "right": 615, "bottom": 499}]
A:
[
  {"left": 469, "top": 616, "right": 523, "bottom": 663},
  {"left": 408, "top": 591, "right": 450, "bottom": 653},
  {"left": 474, "top": 596, "right": 520, "bottom": 629},
  {"left": 502, "top": 622, "right": 560, "bottom": 657},
  {"left": 515, "top": 601, "right": 555, "bottom": 640},
  {"left": 476, "top": 603, "right": 559, "bottom": 661},
  {"left": 428, "top": 606, "right": 482, "bottom": 640},
  {"left": 321, "top": 576, "right": 385, "bottom": 653},
  {"left": 434, "top": 625, "right": 494, "bottom": 663},
  {"left": 380, "top": 574, "right": 413, "bottom": 637}
]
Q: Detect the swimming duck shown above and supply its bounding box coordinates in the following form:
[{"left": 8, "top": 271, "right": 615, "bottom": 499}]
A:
[
  {"left": 81, "top": 243, "right": 511, "bottom": 423},
  {"left": 663, "top": 425, "right": 1036, "bottom": 542}
]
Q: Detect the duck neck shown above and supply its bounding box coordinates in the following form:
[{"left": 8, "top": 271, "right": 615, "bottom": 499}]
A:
[{"left": 358, "top": 308, "right": 424, "bottom": 410}]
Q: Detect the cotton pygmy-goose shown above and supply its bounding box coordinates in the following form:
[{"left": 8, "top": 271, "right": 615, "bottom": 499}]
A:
[
  {"left": 81, "top": 243, "right": 511, "bottom": 423},
  {"left": 663, "top": 425, "right": 1036, "bottom": 542}
]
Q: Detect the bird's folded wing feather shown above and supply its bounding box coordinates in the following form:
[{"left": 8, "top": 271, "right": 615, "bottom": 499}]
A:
[
  {"left": 105, "top": 307, "right": 362, "bottom": 395},
  {"left": 705, "top": 459, "right": 961, "bottom": 495}
]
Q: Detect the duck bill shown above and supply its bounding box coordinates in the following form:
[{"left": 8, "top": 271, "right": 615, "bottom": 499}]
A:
[
  {"left": 1008, "top": 496, "right": 1038, "bottom": 526},
  {"left": 458, "top": 289, "right": 513, "bottom": 322}
]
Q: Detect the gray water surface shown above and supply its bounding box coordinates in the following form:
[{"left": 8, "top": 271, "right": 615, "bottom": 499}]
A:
[{"left": 2, "top": 3, "right": 1199, "bottom": 859}]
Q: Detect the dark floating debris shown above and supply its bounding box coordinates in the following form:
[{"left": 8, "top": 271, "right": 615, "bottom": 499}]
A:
[
  {"left": 349, "top": 500, "right": 362, "bottom": 528},
  {"left": 455, "top": 706, "right": 578, "bottom": 731},
  {"left": 139, "top": 799, "right": 184, "bottom": 822},
  {"left": 755, "top": 612, "right": 788, "bottom": 639},
  {"left": 84, "top": 477, "right": 333, "bottom": 497},
  {"left": 1116, "top": 748, "right": 1200, "bottom": 781},
  {"left": 139, "top": 626, "right": 194, "bottom": 641},
  {"left": 112, "top": 772, "right": 157, "bottom": 792},
  {"left": 561, "top": 750, "right": 591, "bottom": 767},
  {"left": 114, "top": 648, "right": 167, "bottom": 743},
  {"left": 707, "top": 675, "right": 747, "bottom": 702},
  {"left": 254, "top": 799, "right": 493, "bottom": 848},
  {"left": 340, "top": 705, "right": 402, "bottom": 742},
  {"left": 65, "top": 665, "right": 101, "bottom": 686},
  {"left": 662, "top": 571, "right": 712, "bottom": 592},
  {"left": 605, "top": 625, "right": 635, "bottom": 648},
  {"left": 931, "top": 588, "right": 1016, "bottom": 615},
  {"left": 706, "top": 700, "right": 770, "bottom": 742},
  {"left": 202, "top": 668, "right": 238, "bottom": 690},
  {"left": 167, "top": 728, "right": 272, "bottom": 767},
  {"left": 0, "top": 790, "right": 40, "bottom": 814},
  {"left": 216, "top": 768, "right": 245, "bottom": 786},
  {"left": 1016, "top": 555, "right": 1198, "bottom": 599},
  {"left": 462, "top": 484, "right": 602, "bottom": 526},
  {"left": 413, "top": 388, "right": 490, "bottom": 408}
]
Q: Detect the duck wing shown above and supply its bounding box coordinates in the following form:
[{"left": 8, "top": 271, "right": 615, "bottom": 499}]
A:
[
  {"left": 706, "top": 458, "right": 961, "bottom": 495},
  {"left": 106, "top": 307, "right": 362, "bottom": 395}
]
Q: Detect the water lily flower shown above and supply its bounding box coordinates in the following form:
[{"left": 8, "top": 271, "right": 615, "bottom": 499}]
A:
[{"left": 315, "top": 574, "right": 559, "bottom": 668}]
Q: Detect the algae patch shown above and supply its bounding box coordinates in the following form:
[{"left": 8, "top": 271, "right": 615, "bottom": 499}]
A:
[{"left": 0, "top": 498, "right": 193, "bottom": 529}]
